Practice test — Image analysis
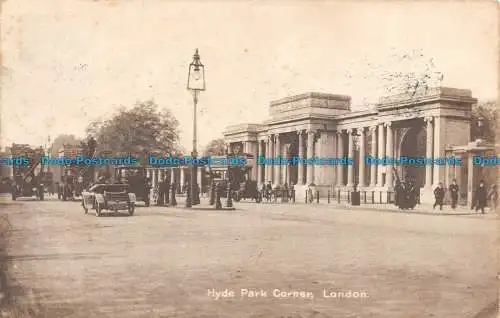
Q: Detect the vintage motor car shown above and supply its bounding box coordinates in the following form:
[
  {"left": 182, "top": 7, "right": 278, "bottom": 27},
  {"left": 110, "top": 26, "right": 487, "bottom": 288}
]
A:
[{"left": 81, "top": 183, "right": 136, "bottom": 217}]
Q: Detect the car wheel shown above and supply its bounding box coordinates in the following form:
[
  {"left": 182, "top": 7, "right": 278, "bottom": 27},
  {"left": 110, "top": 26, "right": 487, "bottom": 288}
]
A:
[
  {"left": 128, "top": 204, "right": 135, "bottom": 216},
  {"left": 95, "top": 202, "right": 102, "bottom": 217}
]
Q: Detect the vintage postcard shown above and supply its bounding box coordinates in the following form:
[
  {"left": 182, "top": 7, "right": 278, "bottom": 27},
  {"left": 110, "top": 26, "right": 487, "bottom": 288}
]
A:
[{"left": 0, "top": 1, "right": 498, "bottom": 317}]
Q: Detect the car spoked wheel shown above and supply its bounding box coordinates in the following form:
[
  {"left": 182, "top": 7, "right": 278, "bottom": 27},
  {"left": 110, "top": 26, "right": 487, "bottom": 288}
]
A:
[{"left": 95, "top": 202, "right": 102, "bottom": 217}]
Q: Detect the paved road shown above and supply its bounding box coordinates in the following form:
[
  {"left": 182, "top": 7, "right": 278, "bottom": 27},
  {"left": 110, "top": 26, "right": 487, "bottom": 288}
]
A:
[{"left": 1, "top": 197, "right": 497, "bottom": 317}]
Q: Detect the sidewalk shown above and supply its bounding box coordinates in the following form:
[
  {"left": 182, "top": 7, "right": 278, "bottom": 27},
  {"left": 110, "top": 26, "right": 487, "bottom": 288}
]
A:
[{"left": 241, "top": 199, "right": 498, "bottom": 218}]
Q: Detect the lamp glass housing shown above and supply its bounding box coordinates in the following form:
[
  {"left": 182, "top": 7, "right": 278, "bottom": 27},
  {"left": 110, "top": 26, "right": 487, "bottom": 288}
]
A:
[{"left": 187, "top": 49, "right": 206, "bottom": 91}]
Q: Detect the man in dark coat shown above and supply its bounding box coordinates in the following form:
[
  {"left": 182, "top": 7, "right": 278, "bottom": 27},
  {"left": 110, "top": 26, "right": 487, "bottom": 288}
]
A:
[
  {"left": 394, "top": 180, "right": 403, "bottom": 209},
  {"left": 407, "top": 178, "right": 418, "bottom": 209},
  {"left": 474, "top": 180, "right": 488, "bottom": 214},
  {"left": 433, "top": 182, "right": 445, "bottom": 210},
  {"left": 448, "top": 179, "right": 459, "bottom": 209},
  {"left": 157, "top": 177, "right": 167, "bottom": 206}
]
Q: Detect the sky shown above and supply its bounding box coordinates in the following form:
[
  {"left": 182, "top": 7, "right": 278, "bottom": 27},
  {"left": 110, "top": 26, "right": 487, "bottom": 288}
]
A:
[{"left": 1, "top": 0, "right": 498, "bottom": 151}]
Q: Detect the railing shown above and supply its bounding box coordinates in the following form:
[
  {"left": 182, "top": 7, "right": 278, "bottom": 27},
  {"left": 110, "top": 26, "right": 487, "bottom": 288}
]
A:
[{"left": 326, "top": 189, "right": 419, "bottom": 205}]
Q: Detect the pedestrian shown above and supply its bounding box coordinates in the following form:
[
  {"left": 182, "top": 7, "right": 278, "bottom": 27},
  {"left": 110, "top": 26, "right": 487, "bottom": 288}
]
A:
[
  {"left": 408, "top": 178, "right": 418, "bottom": 209},
  {"left": 170, "top": 182, "right": 177, "bottom": 206},
  {"left": 433, "top": 182, "right": 445, "bottom": 210},
  {"left": 164, "top": 179, "right": 170, "bottom": 205},
  {"left": 488, "top": 184, "right": 498, "bottom": 210},
  {"left": 306, "top": 184, "right": 313, "bottom": 204},
  {"left": 394, "top": 179, "right": 403, "bottom": 209},
  {"left": 157, "top": 177, "right": 166, "bottom": 206},
  {"left": 474, "top": 180, "right": 488, "bottom": 214},
  {"left": 265, "top": 181, "right": 272, "bottom": 202},
  {"left": 448, "top": 179, "right": 459, "bottom": 209}
]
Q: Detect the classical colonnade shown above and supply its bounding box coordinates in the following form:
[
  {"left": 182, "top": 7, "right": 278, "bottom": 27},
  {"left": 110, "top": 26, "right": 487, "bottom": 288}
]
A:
[{"left": 236, "top": 115, "right": 440, "bottom": 189}]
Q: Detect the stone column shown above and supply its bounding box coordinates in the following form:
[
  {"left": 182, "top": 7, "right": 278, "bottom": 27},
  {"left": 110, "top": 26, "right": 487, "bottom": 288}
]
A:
[
  {"left": 467, "top": 153, "right": 474, "bottom": 206},
  {"left": 257, "top": 140, "right": 264, "bottom": 184},
  {"left": 297, "top": 130, "right": 304, "bottom": 185},
  {"left": 432, "top": 116, "right": 444, "bottom": 186},
  {"left": 306, "top": 130, "right": 315, "bottom": 185},
  {"left": 146, "top": 169, "right": 151, "bottom": 180},
  {"left": 425, "top": 116, "right": 434, "bottom": 188},
  {"left": 377, "top": 124, "right": 385, "bottom": 187},
  {"left": 336, "top": 131, "right": 344, "bottom": 186},
  {"left": 170, "top": 168, "right": 175, "bottom": 184},
  {"left": 159, "top": 169, "right": 164, "bottom": 181},
  {"left": 358, "top": 127, "right": 366, "bottom": 187},
  {"left": 274, "top": 134, "right": 281, "bottom": 186},
  {"left": 369, "top": 126, "right": 377, "bottom": 187},
  {"left": 385, "top": 122, "right": 394, "bottom": 188},
  {"left": 268, "top": 135, "right": 274, "bottom": 183},
  {"left": 197, "top": 168, "right": 202, "bottom": 190},
  {"left": 347, "top": 129, "right": 354, "bottom": 187},
  {"left": 251, "top": 142, "right": 258, "bottom": 181},
  {"left": 180, "top": 167, "right": 185, "bottom": 187}
]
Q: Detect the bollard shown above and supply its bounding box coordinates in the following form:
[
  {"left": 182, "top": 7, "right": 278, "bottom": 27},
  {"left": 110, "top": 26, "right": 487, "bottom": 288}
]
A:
[
  {"left": 379, "top": 191, "right": 382, "bottom": 204},
  {"left": 215, "top": 184, "right": 222, "bottom": 210},
  {"left": 165, "top": 185, "right": 170, "bottom": 204},
  {"left": 170, "top": 183, "right": 177, "bottom": 206},
  {"left": 371, "top": 191, "right": 375, "bottom": 204},
  {"left": 226, "top": 187, "right": 233, "bottom": 208},
  {"left": 316, "top": 191, "right": 319, "bottom": 203},
  {"left": 337, "top": 189, "right": 341, "bottom": 203},
  {"left": 209, "top": 182, "right": 215, "bottom": 205},
  {"left": 327, "top": 190, "right": 330, "bottom": 203},
  {"left": 185, "top": 186, "right": 192, "bottom": 208}
]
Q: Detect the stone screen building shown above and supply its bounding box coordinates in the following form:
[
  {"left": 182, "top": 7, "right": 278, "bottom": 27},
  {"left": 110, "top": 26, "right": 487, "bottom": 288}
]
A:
[{"left": 223, "top": 86, "right": 494, "bottom": 204}]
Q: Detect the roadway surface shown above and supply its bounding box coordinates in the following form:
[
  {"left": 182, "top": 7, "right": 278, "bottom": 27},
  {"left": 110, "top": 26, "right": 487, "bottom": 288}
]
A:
[{"left": 0, "top": 196, "right": 497, "bottom": 317}]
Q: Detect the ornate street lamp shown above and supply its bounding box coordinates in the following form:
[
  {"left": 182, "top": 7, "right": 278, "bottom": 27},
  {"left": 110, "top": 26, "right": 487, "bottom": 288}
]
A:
[
  {"left": 225, "top": 144, "right": 233, "bottom": 208},
  {"left": 186, "top": 49, "right": 206, "bottom": 207}
]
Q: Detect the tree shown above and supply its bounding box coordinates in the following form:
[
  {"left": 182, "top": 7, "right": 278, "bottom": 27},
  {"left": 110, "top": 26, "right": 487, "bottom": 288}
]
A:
[
  {"left": 86, "top": 100, "right": 180, "bottom": 163},
  {"left": 203, "top": 138, "right": 226, "bottom": 156},
  {"left": 471, "top": 100, "right": 497, "bottom": 142},
  {"left": 50, "top": 134, "right": 81, "bottom": 156}
]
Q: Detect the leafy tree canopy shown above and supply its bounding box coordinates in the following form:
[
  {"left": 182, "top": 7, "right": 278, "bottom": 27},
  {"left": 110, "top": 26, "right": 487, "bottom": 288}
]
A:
[
  {"left": 471, "top": 100, "right": 497, "bottom": 143},
  {"left": 86, "top": 100, "right": 180, "bottom": 163},
  {"left": 203, "top": 138, "right": 226, "bottom": 156}
]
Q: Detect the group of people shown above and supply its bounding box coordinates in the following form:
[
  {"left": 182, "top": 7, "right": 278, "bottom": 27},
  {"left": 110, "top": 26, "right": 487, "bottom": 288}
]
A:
[
  {"left": 432, "top": 179, "right": 497, "bottom": 213},
  {"left": 260, "top": 181, "right": 295, "bottom": 202},
  {"left": 394, "top": 177, "right": 419, "bottom": 210}
]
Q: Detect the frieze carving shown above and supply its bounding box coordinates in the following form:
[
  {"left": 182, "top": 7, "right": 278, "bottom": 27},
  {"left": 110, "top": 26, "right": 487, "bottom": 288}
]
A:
[{"left": 270, "top": 98, "right": 350, "bottom": 114}]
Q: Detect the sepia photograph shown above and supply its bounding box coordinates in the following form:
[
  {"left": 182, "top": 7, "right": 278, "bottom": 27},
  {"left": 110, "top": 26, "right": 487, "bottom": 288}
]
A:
[{"left": 0, "top": 1, "right": 498, "bottom": 317}]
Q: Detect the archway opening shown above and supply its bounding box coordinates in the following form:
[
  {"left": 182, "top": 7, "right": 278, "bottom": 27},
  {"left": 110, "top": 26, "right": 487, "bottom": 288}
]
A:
[{"left": 399, "top": 123, "right": 426, "bottom": 188}]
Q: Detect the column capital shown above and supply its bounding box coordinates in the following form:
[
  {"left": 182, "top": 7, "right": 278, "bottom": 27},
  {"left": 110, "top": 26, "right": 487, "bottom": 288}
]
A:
[
  {"left": 424, "top": 116, "right": 434, "bottom": 123},
  {"left": 306, "top": 129, "right": 316, "bottom": 135},
  {"left": 369, "top": 126, "right": 377, "bottom": 133},
  {"left": 384, "top": 122, "right": 392, "bottom": 128},
  {"left": 336, "top": 130, "right": 343, "bottom": 136},
  {"left": 297, "top": 129, "right": 304, "bottom": 136},
  {"left": 346, "top": 128, "right": 353, "bottom": 134},
  {"left": 358, "top": 127, "right": 365, "bottom": 134}
]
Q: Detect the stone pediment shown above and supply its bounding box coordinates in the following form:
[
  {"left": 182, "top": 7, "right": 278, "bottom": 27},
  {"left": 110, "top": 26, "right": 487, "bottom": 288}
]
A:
[{"left": 269, "top": 92, "right": 351, "bottom": 118}]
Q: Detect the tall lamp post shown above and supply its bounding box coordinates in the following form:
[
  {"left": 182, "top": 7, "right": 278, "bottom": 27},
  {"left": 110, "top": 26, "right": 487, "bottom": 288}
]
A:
[
  {"left": 187, "top": 49, "right": 206, "bottom": 207},
  {"left": 351, "top": 130, "right": 361, "bottom": 205}
]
